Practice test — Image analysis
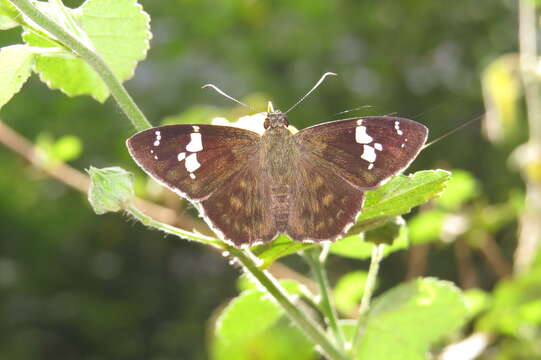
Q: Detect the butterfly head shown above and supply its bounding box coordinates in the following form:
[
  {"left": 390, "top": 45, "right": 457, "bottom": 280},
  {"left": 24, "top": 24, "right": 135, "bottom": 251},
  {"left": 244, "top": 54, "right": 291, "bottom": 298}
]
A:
[{"left": 264, "top": 102, "right": 289, "bottom": 129}]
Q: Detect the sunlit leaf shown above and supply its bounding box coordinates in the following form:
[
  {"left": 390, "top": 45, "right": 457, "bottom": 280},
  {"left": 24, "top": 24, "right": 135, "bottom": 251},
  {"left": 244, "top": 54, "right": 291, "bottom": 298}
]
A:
[
  {"left": 0, "top": 45, "right": 34, "bottom": 110},
  {"left": 330, "top": 217, "right": 408, "bottom": 260},
  {"left": 463, "top": 288, "right": 491, "bottom": 318},
  {"left": 477, "top": 268, "right": 541, "bottom": 336},
  {"left": 408, "top": 209, "right": 445, "bottom": 244},
  {"left": 0, "top": 0, "right": 20, "bottom": 29},
  {"left": 52, "top": 135, "right": 83, "bottom": 162},
  {"left": 214, "top": 280, "right": 304, "bottom": 345},
  {"left": 436, "top": 169, "right": 479, "bottom": 210},
  {"left": 334, "top": 270, "right": 368, "bottom": 316},
  {"left": 355, "top": 278, "right": 467, "bottom": 360},
  {"left": 358, "top": 169, "right": 451, "bottom": 221},
  {"left": 23, "top": 0, "right": 151, "bottom": 102}
]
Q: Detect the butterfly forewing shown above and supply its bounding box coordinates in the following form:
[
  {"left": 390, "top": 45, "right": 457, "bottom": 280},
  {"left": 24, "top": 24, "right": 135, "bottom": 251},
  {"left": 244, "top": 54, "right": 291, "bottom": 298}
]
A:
[
  {"left": 296, "top": 116, "right": 428, "bottom": 189},
  {"left": 126, "top": 125, "right": 259, "bottom": 200}
]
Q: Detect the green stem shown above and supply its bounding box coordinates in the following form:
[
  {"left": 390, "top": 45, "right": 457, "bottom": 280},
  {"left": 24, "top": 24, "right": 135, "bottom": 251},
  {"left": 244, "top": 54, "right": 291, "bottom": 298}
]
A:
[
  {"left": 351, "top": 244, "right": 385, "bottom": 355},
  {"left": 127, "top": 204, "right": 348, "bottom": 360},
  {"left": 8, "top": 0, "right": 152, "bottom": 132},
  {"left": 304, "top": 247, "right": 346, "bottom": 351}
]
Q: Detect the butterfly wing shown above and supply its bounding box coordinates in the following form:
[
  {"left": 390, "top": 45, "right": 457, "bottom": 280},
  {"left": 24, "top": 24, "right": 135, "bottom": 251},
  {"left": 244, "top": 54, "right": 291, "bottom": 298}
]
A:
[
  {"left": 286, "top": 155, "right": 364, "bottom": 242},
  {"left": 295, "top": 116, "right": 428, "bottom": 189},
  {"left": 127, "top": 124, "right": 279, "bottom": 246},
  {"left": 126, "top": 124, "right": 260, "bottom": 201},
  {"left": 199, "top": 162, "right": 279, "bottom": 246}
]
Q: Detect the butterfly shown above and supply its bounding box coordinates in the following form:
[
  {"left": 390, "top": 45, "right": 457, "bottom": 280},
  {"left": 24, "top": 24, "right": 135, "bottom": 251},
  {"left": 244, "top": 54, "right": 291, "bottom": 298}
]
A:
[{"left": 126, "top": 100, "right": 428, "bottom": 247}]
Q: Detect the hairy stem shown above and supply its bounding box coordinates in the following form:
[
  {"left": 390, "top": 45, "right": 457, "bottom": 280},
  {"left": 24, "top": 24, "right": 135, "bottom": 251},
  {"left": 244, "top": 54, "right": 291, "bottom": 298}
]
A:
[
  {"left": 304, "top": 248, "right": 346, "bottom": 351},
  {"left": 8, "top": 0, "right": 152, "bottom": 131},
  {"left": 351, "top": 244, "right": 385, "bottom": 355},
  {"left": 127, "top": 205, "right": 348, "bottom": 360}
]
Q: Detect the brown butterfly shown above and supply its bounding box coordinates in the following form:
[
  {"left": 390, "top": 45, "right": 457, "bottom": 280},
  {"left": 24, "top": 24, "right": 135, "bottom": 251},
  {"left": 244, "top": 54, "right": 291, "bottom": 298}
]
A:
[{"left": 127, "top": 75, "right": 427, "bottom": 247}]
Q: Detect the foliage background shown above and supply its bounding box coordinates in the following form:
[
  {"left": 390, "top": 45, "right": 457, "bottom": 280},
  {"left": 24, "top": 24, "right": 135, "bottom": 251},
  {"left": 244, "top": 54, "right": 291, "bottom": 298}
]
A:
[{"left": 0, "top": 0, "right": 532, "bottom": 359}]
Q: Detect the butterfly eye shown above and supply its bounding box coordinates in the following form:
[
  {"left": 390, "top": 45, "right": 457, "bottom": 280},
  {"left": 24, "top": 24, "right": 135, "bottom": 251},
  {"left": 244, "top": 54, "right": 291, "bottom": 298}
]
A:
[
  {"left": 283, "top": 116, "right": 289, "bottom": 127},
  {"left": 264, "top": 117, "right": 270, "bottom": 129}
]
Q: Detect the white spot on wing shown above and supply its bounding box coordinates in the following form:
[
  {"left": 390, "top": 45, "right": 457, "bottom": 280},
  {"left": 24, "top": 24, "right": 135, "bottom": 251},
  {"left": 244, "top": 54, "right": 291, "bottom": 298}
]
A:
[
  {"left": 185, "top": 153, "right": 201, "bottom": 172},
  {"left": 355, "top": 126, "right": 373, "bottom": 144},
  {"left": 356, "top": 119, "right": 363, "bottom": 125},
  {"left": 192, "top": 126, "right": 200, "bottom": 132},
  {"left": 374, "top": 142, "right": 383, "bottom": 151},
  {"left": 153, "top": 130, "right": 162, "bottom": 146},
  {"left": 361, "top": 145, "right": 377, "bottom": 163},
  {"left": 368, "top": 163, "right": 374, "bottom": 170},
  {"left": 190, "top": 173, "right": 196, "bottom": 179},
  {"left": 394, "top": 120, "right": 404, "bottom": 136},
  {"left": 186, "top": 133, "right": 203, "bottom": 152},
  {"left": 177, "top": 152, "right": 186, "bottom": 161}
]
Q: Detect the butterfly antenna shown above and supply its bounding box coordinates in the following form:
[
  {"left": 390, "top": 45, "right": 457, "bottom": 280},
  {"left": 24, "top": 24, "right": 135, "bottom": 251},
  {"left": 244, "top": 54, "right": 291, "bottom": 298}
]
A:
[
  {"left": 285, "top": 72, "right": 337, "bottom": 114},
  {"left": 202, "top": 84, "right": 255, "bottom": 111},
  {"left": 333, "top": 105, "right": 375, "bottom": 117},
  {"left": 422, "top": 114, "right": 483, "bottom": 150}
]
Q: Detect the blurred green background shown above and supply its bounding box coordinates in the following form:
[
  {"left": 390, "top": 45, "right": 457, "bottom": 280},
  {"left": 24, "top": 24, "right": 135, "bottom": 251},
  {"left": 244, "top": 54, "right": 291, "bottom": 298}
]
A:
[{"left": 1, "top": 0, "right": 537, "bottom": 359}]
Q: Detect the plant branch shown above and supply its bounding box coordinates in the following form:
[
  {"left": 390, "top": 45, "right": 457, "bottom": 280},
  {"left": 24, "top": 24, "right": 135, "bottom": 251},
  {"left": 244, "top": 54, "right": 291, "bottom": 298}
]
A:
[
  {"left": 8, "top": 0, "right": 152, "bottom": 132},
  {"left": 127, "top": 205, "right": 348, "bottom": 360},
  {"left": 515, "top": 0, "right": 541, "bottom": 274},
  {"left": 304, "top": 247, "right": 346, "bottom": 351},
  {"left": 351, "top": 243, "right": 385, "bottom": 355}
]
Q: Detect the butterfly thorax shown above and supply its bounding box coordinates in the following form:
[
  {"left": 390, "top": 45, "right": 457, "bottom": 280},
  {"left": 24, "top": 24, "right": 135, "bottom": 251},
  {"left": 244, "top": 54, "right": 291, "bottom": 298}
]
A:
[{"left": 260, "top": 110, "right": 298, "bottom": 230}]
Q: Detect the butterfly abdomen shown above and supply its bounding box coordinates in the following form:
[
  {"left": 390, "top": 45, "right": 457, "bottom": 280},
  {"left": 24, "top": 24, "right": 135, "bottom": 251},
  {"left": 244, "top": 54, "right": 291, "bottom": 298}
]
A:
[{"left": 260, "top": 126, "right": 300, "bottom": 232}]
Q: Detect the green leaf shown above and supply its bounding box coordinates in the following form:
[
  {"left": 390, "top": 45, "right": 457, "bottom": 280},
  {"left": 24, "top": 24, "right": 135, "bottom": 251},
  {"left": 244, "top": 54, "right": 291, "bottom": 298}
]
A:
[
  {"left": 251, "top": 235, "right": 314, "bottom": 268},
  {"left": 0, "top": 45, "right": 34, "bottom": 110},
  {"left": 87, "top": 166, "right": 134, "bottom": 215},
  {"left": 334, "top": 271, "right": 368, "bottom": 316},
  {"left": 23, "top": 0, "right": 151, "bottom": 102},
  {"left": 463, "top": 288, "right": 491, "bottom": 318},
  {"left": 0, "top": 0, "right": 20, "bottom": 29},
  {"left": 358, "top": 169, "right": 451, "bottom": 221},
  {"left": 356, "top": 278, "right": 467, "bottom": 360},
  {"left": 408, "top": 209, "right": 446, "bottom": 244},
  {"left": 436, "top": 169, "right": 479, "bottom": 210},
  {"left": 212, "top": 280, "right": 315, "bottom": 359},
  {"left": 212, "top": 318, "right": 316, "bottom": 360},
  {"left": 477, "top": 268, "right": 541, "bottom": 336},
  {"left": 35, "top": 133, "right": 83, "bottom": 164},
  {"left": 330, "top": 217, "right": 408, "bottom": 260},
  {"left": 215, "top": 280, "right": 304, "bottom": 344},
  {"left": 52, "top": 135, "right": 83, "bottom": 162}
]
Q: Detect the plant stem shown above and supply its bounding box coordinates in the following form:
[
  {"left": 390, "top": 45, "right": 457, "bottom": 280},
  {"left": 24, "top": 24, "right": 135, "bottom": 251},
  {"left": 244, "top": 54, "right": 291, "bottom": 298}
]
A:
[
  {"left": 304, "top": 248, "right": 346, "bottom": 351},
  {"left": 127, "top": 205, "right": 224, "bottom": 249},
  {"left": 515, "top": 0, "right": 541, "bottom": 274},
  {"left": 351, "top": 243, "right": 385, "bottom": 355},
  {"left": 8, "top": 0, "right": 152, "bottom": 132},
  {"left": 127, "top": 204, "right": 348, "bottom": 360}
]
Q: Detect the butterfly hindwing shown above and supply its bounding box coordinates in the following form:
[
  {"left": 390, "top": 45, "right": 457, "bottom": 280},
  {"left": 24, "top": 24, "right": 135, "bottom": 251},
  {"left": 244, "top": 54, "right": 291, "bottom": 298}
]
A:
[
  {"left": 295, "top": 116, "right": 428, "bottom": 189},
  {"left": 286, "top": 154, "right": 365, "bottom": 241},
  {"left": 126, "top": 125, "right": 260, "bottom": 200},
  {"left": 199, "top": 161, "right": 279, "bottom": 246}
]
